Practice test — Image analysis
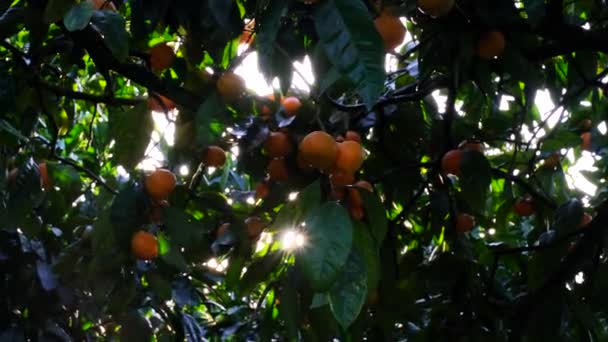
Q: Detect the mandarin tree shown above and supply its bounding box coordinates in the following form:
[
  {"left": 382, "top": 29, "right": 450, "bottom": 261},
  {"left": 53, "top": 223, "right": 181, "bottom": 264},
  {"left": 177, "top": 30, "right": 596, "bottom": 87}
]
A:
[{"left": 2, "top": 0, "right": 608, "bottom": 340}]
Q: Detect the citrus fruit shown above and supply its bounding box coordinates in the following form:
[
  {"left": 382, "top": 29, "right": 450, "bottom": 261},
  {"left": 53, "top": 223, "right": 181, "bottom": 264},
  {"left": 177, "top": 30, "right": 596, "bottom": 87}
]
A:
[
  {"left": 582, "top": 119, "right": 593, "bottom": 131},
  {"left": 217, "top": 223, "right": 230, "bottom": 238},
  {"left": 38, "top": 162, "right": 51, "bottom": 190},
  {"left": 93, "top": 0, "right": 116, "bottom": 10},
  {"left": 460, "top": 140, "right": 483, "bottom": 152},
  {"left": 240, "top": 19, "right": 256, "bottom": 45},
  {"left": 344, "top": 131, "right": 362, "bottom": 143},
  {"left": 417, "top": 0, "right": 455, "bottom": 17},
  {"left": 282, "top": 97, "right": 301, "bottom": 117},
  {"left": 347, "top": 180, "right": 373, "bottom": 209},
  {"left": 330, "top": 169, "right": 355, "bottom": 188},
  {"left": 298, "top": 131, "right": 338, "bottom": 171},
  {"left": 580, "top": 213, "right": 592, "bottom": 228},
  {"left": 581, "top": 132, "right": 592, "bottom": 151},
  {"left": 145, "top": 168, "right": 177, "bottom": 201},
  {"left": 267, "top": 158, "right": 289, "bottom": 182},
  {"left": 217, "top": 72, "right": 245, "bottom": 102},
  {"left": 374, "top": 12, "right": 406, "bottom": 51},
  {"left": 148, "top": 95, "right": 176, "bottom": 112},
  {"left": 455, "top": 213, "right": 475, "bottom": 233},
  {"left": 7, "top": 168, "right": 18, "bottom": 185},
  {"left": 149, "top": 43, "right": 175, "bottom": 73},
  {"left": 349, "top": 205, "right": 365, "bottom": 220},
  {"left": 255, "top": 181, "right": 270, "bottom": 200},
  {"left": 264, "top": 131, "right": 292, "bottom": 158},
  {"left": 245, "top": 216, "right": 265, "bottom": 241},
  {"left": 441, "top": 149, "right": 463, "bottom": 176},
  {"left": 131, "top": 231, "right": 159, "bottom": 260},
  {"left": 514, "top": 198, "right": 535, "bottom": 217},
  {"left": 476, "top": 31, "right": 506, "bottom": 60},
  {"left": 203, "top": 146, "right": 227, "bottom": 167},
  {"left": 333, "top": 141, "right": 364, "bottom": 173},
  {"left": 543, "top": 153, "right": 560, "bottom": 168}
]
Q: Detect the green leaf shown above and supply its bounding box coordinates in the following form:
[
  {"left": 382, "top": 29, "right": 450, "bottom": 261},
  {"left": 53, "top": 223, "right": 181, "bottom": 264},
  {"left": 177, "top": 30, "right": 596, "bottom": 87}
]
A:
[
  {"left": 147, "top": 272, "right": 172, "bottom": 300},
  {"left": 314, "top": 0, "right": 385, "bottom": 109},
  {"left": 63, "top": 1, "right": 94, "bottom": 32},
  {"left": 256, "top": 1, "right": 292, "bottom": 92},
  {"left": 159, "top": 234, "right": 189, "bottom": 272},
  {"left": 90, "top": 10, "right": 129, "bottom": 61},
  {"left": 460, "top": 151, "right": 492, "bottom": 213},
  {"left": 239, "top": 251, "right": 282, "bottom": 295},
  {"left": 163, "top": 207, "right": 208, "bottom": 248},
  {"left": 44, "top": 0, "right": 76, "bottom": 24},
  {"left": 109, "top": 103, "right": 153, "bottom": 169},
  {"left": 352, "top": 220, "right": 380, "bottom": 291},
  {"left": 552, "top": 198, "right": 584, "bottom": 235},
  {"left": 195, "top": 93, "right": 226, "bottom": 147},
  {"left": 523, "top": 0, "right": 546, "bottom": 27},
  {"left": 299, "top": 202, "right": 353, "bottom": 291},
  {"left": 359, "top": 189, "right": 387, "bottom": 246},
  {"left": 328, "top": 251, "right": 367, "bottom": 329}
]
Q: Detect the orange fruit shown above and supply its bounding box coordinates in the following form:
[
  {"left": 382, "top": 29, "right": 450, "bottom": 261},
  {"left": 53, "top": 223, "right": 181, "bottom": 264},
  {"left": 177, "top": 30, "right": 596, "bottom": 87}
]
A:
[
  {"left": 582, "top": 119, "right": 593, "bottom": 131},
  {"left": 543, "top": 153, "right": 560, "bottom": 168},
  {"left": 298, "top": 131, "right": 338, "bottom": 171},
  {"left": 240, "top": 20, "right": 256, "bottom": 45},
  {"left": 296, "top": 154, "right": 314, "bottom": 172},
  {"left": 217, "top": 223, "right": 230, "bottom": 238},
  {"left": 245, "top": 216, "right": 265, "bottom": 241},
  {"left": 7, "top": 168, "right": 18, "bottom": 185},
  {"left": 333, "top": 141, "right": 364, "bottom": 173},
  {"left": 38, "top": 162, "right": 51, "bottom": 190},
  {"left": 149, "top": 43, "right": 175, "bottom": 73},
  {"left": 476, "top": 31, "right": 506, "bottom": 60},
  {"left": 335, "top": 135, "right": 345, "bottom": 143},
  {"left": 145, "top": 168, "right": 177, "bottom": 201},
  {"left": 366, "top": 290, "right": 380, "bottom": 306},
  {"left": 93, "top": 0, "right": 117, "bottom": 10},
  {"left": 264, "top": 132, "right": 292, "bottom": 158},
  {"left": 217, "top": 72, "right": 246, "bottom": 101},
  {"left": 374, "top": 12, "right": 406, "bottom": 51},
  {"left": 455, "top": 213, "right": 475, "bottom": 233},
  {"left": 344, "top": 131, "right": 362, "bottom": 143},
  {"left": 282, "top": 97, "right": 301, "bottom": 117},
  {"left": 330, "top": 169, "right": 355, "bottom": 188},
  {"left": 460, "top": 140, "right": 483, "bottom": 152},
  {"left": 148, "top": 95, "right": 176, "bottom": 112},
  {"left": 131, "top": 231, "right": 159, "bottom": 260},
  {"left": 441, "top": 149, "right": 463, "bottom": 176},
  {"left": 349, "top": 205, "right": 365, "bottom": 220},
  {"left": 514, "top": 198, "right": 535, "bottom": 217},
  {"left": 330, "top": 188, "right": 346, "bottom": 201},
  {"left": 255, "top": 181, "right": 270, "bottom": 200},
  {"left": 267, "top": 158, "right": 289, "bottom": 182},
  {"left": 581, "top": 132, "right": 592, "bottom": 151},
  {"left": 347, "top": 180, "right": 373, "bottom": 209},
  {"left": 203, "top": 146, "right": 227, "bottom": 167},
  {"left": 417, "top": 0, "right": 454, "bottom": 17},
  {"left": 580, "top": 213, "right": 592, "bottom": 228}
]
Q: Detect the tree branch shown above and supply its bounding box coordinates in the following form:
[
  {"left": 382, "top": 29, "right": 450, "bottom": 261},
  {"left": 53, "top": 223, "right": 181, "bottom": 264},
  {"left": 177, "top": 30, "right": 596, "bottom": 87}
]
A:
[{"left": 38, "top": 80, "right": 145, "bottom": 106}]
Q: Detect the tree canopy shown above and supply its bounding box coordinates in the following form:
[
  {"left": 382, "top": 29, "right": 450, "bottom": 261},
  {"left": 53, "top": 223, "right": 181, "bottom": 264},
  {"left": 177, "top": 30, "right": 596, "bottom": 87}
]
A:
[{"left": 1, "top": 0, "right": 608, "bottom": 340}]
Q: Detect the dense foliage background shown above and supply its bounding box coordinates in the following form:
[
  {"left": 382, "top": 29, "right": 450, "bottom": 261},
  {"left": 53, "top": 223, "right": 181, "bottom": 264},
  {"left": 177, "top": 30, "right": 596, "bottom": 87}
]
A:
[{"left": 2, "top": 0, "right": 608, "bottom": 340}]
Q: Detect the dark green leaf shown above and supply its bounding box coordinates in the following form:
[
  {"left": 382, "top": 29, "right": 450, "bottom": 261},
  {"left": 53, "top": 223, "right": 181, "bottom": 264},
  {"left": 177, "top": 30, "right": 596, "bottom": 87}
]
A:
[
  {"left": 460, "top": 151, "right": 492, "bottom": 213},
  {"left": 63, "top": 1, "right": 94, "bottom": 31},
  {"left": 109, "top": 103, "right": 153, "bottom": 169},
  {"left": 299, "top": 202, "right": 353, "bottom": 290},
  {"left": 90, "top": 10, "right": 129, "bottom": 61},
  {"left": 314, "top": 0, "right": 385, "bottom": 108},
  {"left": 360, "top": 189, "right": 387, "bottom": 246},
  {"left": 328, "top": 251, "right": 367, "bottom": 329},
  {"left": 195, "top": 93, "right": 226, "bottom": 147}
]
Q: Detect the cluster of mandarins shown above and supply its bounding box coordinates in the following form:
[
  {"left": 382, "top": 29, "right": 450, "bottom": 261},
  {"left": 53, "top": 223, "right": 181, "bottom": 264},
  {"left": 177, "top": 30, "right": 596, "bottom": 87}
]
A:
[
  {"left": 255, "top": 120, "right": 373, "bottom": 220},
  {"left": 441, "top": 140, "right": 593, "bottom": 233},
  {"left": 131, "top": 145, "right": 229, "bottom": 261}
]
